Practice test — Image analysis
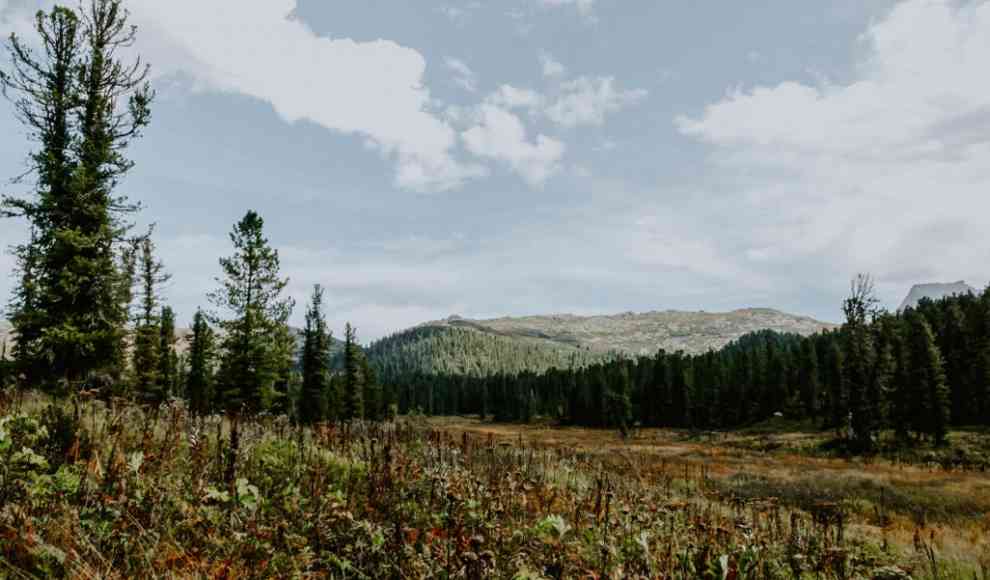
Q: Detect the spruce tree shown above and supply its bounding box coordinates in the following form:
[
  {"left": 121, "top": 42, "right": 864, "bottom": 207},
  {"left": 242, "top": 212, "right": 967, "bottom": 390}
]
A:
[
  {"left": 7, "top": 231, "right": 45, "bottom": 384},
  {"left": 906, "top": 312, "right": 950, "bottom": 444},
  {"left": 941, "top": 302, "right": 969, "bottom": 424},
  {"left": 158, "top": 306, "right": 178, "bottom": 399},
  {"left": 1, "top": 2, "right": 152, "bottom": 389},
  {"left": 606, "top": 359, "right": 633, "bottom": 435},
  {"left": 360, "top": 351, "right": 381, "bottom": 420},
  {"left": 343, "top": 323, "right": 364, "bottom": 420},
  {"left": 0, "top": 340, "right": 9, "bottom": 389},
  {"left": 798, "top": 339, "right": 820, "bottom": 419},
  {"left": 186, "top": 309, "right": 215, "bottom": 416},
  {"left": 132, "top": 235, "right": 169, "bottom": 401},
  {"left": 842, "top": 275, "right": 880, "bottom": 450},
  {"left": 300, "top": 285, "right": 330, "bottom": 424},
  {"left": 210, "top": 211, "right": 293, "bottom": 413},
  {"left": 823, "top": 337, "right": 845, "bottom": 431}
]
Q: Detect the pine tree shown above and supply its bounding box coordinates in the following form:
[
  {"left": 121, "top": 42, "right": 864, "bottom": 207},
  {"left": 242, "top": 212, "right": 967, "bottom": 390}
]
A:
[
  {"left": 607, "top": 360, "right": 633, "bottom": 435},
  {"left": 798, "top": 339, "right": 820, "bottom": 419},
  {"left": 0, "top": 340, "right": 9, "bottom": 389},
  {"left": 360, "top": 351, "right": 381, "bottom": 420},
  {"left": 210, "top": 211, "right": 293, "bottom": 413},
  {"left": 343, "top": 323, "right": 364, "bottom": 420},
  {"left": 267, "top": 317, "right": 298, "bottom": 414},
  {"left": 158, "top": 306, "right": 178, "bottom": 399},
  {"left": 842, "top": 275, "right": 880, "bottom": 450},
  {"left": 132, "top": 235, "right": 169, "bottom": 401},
  {"left": 300, "top": 285, "right": 330, "bottom": 424},
  {"left": 186, "top": 310, "right": 216, "bottom": 416},
  {"left": 823, "top": 336, "right": 845, "bottom": 431},
  {"left": 6, "top": 230, "right": 45, "bottom": 384},
  {"left": 941, "top": 302, "right": 969, "bottom": 425},
  {"left": 906, "top": 312, "right": 950, "bottom": 444},
  {"left": 1, "top": 2, "right": 152, "bottom": 390}
]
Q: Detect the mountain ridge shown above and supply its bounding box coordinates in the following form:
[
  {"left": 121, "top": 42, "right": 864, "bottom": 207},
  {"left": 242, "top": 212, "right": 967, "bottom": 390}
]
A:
[{"left": 417, "top": 307, "right": 836, "bottom": 356}]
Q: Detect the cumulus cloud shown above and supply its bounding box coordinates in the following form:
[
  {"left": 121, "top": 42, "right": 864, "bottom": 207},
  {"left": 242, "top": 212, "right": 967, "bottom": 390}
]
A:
[
  {"left": 676, "top": 0, "right": 990, "bottom": 305},
  {"left": 462, "top": 104, "right": 565, "bottom": 187},
  {"left": 115, "top": 0, "right": 486, "bottom": 193},
  {"left": 444, "top": 57, "right": 478, "bottom": 92}
]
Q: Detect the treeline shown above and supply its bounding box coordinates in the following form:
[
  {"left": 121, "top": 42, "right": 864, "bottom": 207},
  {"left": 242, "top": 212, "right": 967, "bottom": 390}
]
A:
[
  {"left": 0, "top": 1, "right": 383, "bottom": 424},
  {"left": 380, "top": 278, "right": 990, "bottom": 449}
]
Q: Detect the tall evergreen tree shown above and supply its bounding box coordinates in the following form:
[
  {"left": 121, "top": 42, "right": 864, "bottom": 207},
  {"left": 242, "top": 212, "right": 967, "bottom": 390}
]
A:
[
  {"left": 0, "top": 340, "right": 9, "bottom": 389},
  {"left": 607, "top": 359, "right": 633, "bottom": 435},
  {"left": 158, "top": 306, "right": 178, "bottom": 399},
  {"left": 842, "top": 275, "right": 880, "bottom": 450},
  {"left": 906, "top": 312, "right": 950, "bottom": 444},
  {"left": 343, "top": 323, "right": 364, "bottom": 420},
  {"left": 186, "top": 309, "right": 215, "bottom": 416},
  {"left": 210, "top": 211, "right": 292, "bottom": 413},
  {"left": 797, "top": 339, "right": 820, "bottom": 419},
  {"left": 360, "top": 350, "right": 381, "bottom": 420},
  {"left": 1, "top": 1, "right": 152, "bottom": 389},
  {"left": 823, "top": 337, "right": 845, "bottom": 430},
  {"left": 132, "top": 234, "right": 169, "bottom": 401},
  {"left": 300, "top": 285, "right": 330, "bottom": 424},
  {"left": 941, "top": 302, "right": 969, "bottom": 424}
]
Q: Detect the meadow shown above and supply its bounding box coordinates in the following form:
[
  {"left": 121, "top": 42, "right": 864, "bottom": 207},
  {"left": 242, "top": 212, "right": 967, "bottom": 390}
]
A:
[{"left": 1, "top": 391, "right": 988, "bottom": 579}]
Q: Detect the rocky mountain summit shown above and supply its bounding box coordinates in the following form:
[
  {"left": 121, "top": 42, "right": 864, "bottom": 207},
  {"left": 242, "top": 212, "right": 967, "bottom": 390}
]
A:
[{"left": 898, "top": 281, "right": 977, "bottom": 312}]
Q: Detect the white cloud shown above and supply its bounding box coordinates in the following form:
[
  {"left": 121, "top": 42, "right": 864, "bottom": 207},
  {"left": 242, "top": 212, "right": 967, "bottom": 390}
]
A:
[
  {"left": 483, "top": 75, "right": 647, "bottom": 129},
  {"left": 546, "top": 76, "right": 648, "bottom": 128},
  {"left": 540, "top": 52, "right": 566, "bottom": 78},
  {"left": 676, "top": 0, "right": 990, "bottom": 306},
  {"left": 444, "top": 57, "right": 478, "bottom": 92},
  {"left": 487, "top": 84, "right": 545, "bottom": 110},
  {"left": 119, "top": 0, "right": 484, "bottom": 192},
  {"left": 539, "top": 0, "right": 596, "bottom": 20},
  {"left": 462, "top": 104, "right": 565, "bottom": 187}
]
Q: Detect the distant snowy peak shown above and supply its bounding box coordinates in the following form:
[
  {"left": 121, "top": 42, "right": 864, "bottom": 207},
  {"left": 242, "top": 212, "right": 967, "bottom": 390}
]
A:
[{"left": 898, "top": 281, "right": 977, "bottom": 312}]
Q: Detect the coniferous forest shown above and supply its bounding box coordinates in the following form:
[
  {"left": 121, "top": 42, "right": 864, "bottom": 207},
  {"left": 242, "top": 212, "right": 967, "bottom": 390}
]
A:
[
  {"left": 1, "top": 2, "right": 990, "bottom": 578},
  {"left": 377, "top": 277, "right": 989, "bottom": 452}
]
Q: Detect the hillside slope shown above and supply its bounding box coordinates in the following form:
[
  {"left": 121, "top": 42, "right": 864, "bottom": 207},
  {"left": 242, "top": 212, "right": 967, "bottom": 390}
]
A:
[
  {"left": 368, "top": 308, "right": 836, "bottom": 381},
  {"left": 367, "top": 325, "right": 603, "bottom": 382},
  {"left": 431, "top": 308, "right": 835, "bottom": 356}
]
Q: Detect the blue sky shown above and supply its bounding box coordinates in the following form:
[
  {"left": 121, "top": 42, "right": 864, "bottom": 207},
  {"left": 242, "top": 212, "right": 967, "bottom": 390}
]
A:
[{"left": 2, "top": 0, "right": 989, "bottom": 340}]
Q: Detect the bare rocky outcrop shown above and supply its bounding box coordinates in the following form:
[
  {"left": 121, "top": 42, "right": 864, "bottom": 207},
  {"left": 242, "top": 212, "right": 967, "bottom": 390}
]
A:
[{"left": 898, "top": 281, "right": 976, "bottom": 312}]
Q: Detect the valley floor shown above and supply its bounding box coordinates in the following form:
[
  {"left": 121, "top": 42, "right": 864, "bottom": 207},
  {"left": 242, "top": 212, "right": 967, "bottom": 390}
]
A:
[
  {"left": 430, "top": 416, "right": 990, "bottom": 576},
  {"left": 1, "top": 392, "right": 988, "bottom": 578}
]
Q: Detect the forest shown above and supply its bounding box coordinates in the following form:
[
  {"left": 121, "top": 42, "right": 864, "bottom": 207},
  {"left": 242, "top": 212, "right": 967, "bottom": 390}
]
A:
[
  {"left": 0, "top": 0, "right": 984, "bottom": 454},
  {"left": 378, "top": 283, "right": 989, "bottom": 452}
]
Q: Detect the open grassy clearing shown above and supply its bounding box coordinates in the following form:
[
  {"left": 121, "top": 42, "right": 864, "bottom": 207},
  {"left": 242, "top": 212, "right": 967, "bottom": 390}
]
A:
[
  {"left": 1, "top": 391, "right": 988, "bottom": 578},
  {"left": 429, "top": 416, "right": 990, "bottom": 577}
]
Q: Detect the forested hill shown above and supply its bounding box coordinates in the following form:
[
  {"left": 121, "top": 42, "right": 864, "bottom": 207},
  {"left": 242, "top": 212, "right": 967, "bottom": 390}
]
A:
[
  {"left": 427, "top": 308, "right": 832, "bottom": 355},
  {"left": 366, "top": 307, "right": 834, "bottom": 382},
  {"left": 366, "top": 325, "right": 605, "bottom": 384}
]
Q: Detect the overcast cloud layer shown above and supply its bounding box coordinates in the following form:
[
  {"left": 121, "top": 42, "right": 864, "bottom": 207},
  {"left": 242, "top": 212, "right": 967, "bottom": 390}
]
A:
[{"left": 1, "top": 0, "right": 988, "bottom": 342}]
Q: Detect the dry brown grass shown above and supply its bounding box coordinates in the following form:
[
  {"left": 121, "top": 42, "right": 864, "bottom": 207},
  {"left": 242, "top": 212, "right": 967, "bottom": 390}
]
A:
[{"left": 429, "top": 416, "right": 990, "bottom": 575}]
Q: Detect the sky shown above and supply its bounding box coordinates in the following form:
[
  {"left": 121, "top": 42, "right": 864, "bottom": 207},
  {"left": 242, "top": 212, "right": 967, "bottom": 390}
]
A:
[{"left": 2, "top": 0, "right": 990, "bottom": 341}]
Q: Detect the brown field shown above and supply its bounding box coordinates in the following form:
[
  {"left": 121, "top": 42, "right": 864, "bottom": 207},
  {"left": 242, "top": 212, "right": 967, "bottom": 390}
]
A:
[{"left": 429, "top": 416, "right": 990, "bottom": 575}]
